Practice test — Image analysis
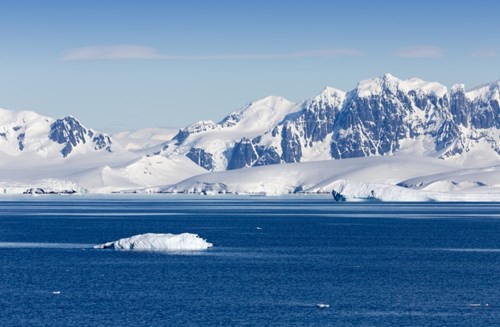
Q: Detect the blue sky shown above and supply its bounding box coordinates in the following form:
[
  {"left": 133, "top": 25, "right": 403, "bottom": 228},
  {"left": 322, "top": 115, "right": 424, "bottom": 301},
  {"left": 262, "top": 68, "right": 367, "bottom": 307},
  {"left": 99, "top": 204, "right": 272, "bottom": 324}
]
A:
[{"left": 0, "top": 0, "right": 499, "bottom": 130}]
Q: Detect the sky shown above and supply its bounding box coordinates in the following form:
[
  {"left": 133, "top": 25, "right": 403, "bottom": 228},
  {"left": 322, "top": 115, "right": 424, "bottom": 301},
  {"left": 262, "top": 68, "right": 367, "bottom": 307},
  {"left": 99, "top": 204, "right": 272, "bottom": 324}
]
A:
[{"left": 0, "top": 0, "right": 499, "bottom": 131}]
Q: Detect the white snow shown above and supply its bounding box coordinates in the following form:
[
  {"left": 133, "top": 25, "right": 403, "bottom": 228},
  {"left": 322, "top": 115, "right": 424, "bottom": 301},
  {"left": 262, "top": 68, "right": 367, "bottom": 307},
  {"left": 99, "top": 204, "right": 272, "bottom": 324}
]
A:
[
  {"left": 94, "top": 233, "right": 213, "bottom": 251},
  {"left": 0, "top": 108, "right": 56, "bottom": 156},
  {"left": 112, "top": 127, "right": 178, "bottom": 153},
  {"left": 356, "top": 73, "right": 448, "bottom": 98},
  {"left": 398, "top": 77, "right": 448, "bottom": 97},
  {"left": 164, "top": 155, "right": 500, "bottom": 201},
  {"left": 310, "top": 87, "right": 346, "bottom": 108},
  {"left": 219, "top": 96, "right": 300, "bottom": 134},
  {"left": 72, "top": 154, "right": 208, "bottom": 193},
  {"left": 465, "top": 80, "right": 500, "bottom": 101}
]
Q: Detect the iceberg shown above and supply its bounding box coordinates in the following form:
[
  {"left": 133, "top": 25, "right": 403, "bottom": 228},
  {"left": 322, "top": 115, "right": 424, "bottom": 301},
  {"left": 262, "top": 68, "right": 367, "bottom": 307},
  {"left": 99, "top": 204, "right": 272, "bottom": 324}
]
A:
[{"left": 94, "top": 233, "right": 213, "bottom": 251}]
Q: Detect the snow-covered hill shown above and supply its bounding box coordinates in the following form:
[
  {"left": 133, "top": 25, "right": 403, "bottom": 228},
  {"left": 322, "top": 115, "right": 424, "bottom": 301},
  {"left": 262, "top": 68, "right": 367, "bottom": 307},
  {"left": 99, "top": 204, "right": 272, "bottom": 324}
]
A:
[{"left": 162, "top": 156, "right": 500, "bottom": 201}]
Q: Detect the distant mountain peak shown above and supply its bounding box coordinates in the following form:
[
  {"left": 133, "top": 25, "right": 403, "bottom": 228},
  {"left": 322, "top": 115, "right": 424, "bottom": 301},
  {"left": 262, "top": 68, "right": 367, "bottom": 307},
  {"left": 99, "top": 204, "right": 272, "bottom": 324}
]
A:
[
  {"left": 0, "top": 108, "right": 115, "bottom": 158},
  {"left": 312, "top": 86, "right": 346, "bottom": 104},
  {"left": 355, "top": 73, "right": 447, "bottom": 98},
  {"left": 217, "top": 95, "right": 298, "bottom": 131},
  {"left": 466, "top": 79, "right": 500, "bottom": 101},
  {"left": 49, "top": 116, "right": 113, "bottom": 157}
]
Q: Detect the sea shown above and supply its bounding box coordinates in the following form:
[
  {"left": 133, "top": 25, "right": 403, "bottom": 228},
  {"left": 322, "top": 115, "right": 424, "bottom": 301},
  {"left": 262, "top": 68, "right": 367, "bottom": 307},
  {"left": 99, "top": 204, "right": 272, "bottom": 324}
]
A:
[{"left": 0, "top": 196, "right": 499, "bottom": 326}]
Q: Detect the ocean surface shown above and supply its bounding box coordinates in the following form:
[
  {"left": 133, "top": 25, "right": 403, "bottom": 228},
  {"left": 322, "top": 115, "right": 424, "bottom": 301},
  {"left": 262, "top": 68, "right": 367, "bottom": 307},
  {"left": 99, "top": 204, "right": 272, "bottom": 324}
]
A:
[{"left": 0, "top": 196, "right": 499, "bottom": 326}]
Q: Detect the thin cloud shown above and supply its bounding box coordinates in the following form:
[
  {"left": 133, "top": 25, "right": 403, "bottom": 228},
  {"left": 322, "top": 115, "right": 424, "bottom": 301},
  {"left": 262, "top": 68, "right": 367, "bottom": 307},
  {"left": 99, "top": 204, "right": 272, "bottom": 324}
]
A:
[
  {"left": 471, "top": 49, "right": 498, "bottom": 58},
  {"left": 61, "top": 45, "right": 167, "bottom": 61},
  {"left": 61, "top": 45, "right": 364, "bottom": 61},
  {"left": 395, "top": 45, "right": 445, "bottom": 58},
  {"left": 166, "top": 48, "right": 364, "bottom": 60}
]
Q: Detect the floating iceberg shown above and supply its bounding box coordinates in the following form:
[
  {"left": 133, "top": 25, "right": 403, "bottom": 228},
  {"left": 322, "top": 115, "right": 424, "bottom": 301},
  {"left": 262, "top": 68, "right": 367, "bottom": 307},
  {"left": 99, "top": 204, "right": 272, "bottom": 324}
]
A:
[{"left": 94, "top": 233, "right": 213, "bottom": 251}]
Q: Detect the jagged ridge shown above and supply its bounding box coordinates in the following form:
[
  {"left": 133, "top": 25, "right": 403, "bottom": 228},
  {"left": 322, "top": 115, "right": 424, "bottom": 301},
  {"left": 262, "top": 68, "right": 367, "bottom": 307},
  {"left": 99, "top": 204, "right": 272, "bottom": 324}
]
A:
[{"left": 164, "top": 74, "right": 500, "bottom": 171}]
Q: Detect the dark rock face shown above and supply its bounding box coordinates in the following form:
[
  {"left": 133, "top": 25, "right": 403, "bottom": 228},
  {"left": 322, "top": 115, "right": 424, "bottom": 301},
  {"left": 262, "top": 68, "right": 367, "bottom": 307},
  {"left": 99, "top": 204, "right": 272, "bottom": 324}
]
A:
[
  {"left": 227, "top": 138, "right": 258, "bottom": 170},
  {"left": 218, "top": 113, "right": 240, "bottom": 128},
  {"left": 186, "top": 148, "right": 214, "bottom": 170},
  {"left": 92, "top": 134, "right": 113, "bottom": 152},
  {"left": 302, "top": 99, "right": 338, "bottom": 144},
  {"left": 280, "top": 124, "right": 302, "bottom": 163},
  {"left": 172, "top": 129, "right": 190, "bottom": 145},
  {"left": 476, "top": 83, "right": 499, "bottom": 129},
  {"left": 434, "top": 121, "right": 460, "bottom": 151},
  {"left": 253, "top": 147, "right": 281, "bottom": 166},
  {"left": 17, "top": 132, "right": 25, "bottom": 151},
  {"left": 49, "top": 117, "right": 88, "bottom": 157},
  {"left": 23, "top": 188, "right": 77, "bottom": 195},
  {"left": 49, "top": 116, "right": 113, "bottom": 157},
  {"left": 450, "top": 85, "right": 469, "bottom": 127},
  {"left": 471, "top": 98, "right": 500, "bottom": 129},
  {"left": 329, "top": 84, "right": 450, "bottom": 159}
]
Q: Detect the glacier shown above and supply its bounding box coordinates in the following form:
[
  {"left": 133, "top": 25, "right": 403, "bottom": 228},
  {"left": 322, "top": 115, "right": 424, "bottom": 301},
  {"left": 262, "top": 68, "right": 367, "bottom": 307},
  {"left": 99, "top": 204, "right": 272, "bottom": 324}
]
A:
[
  {"left": 163, "top": 156, "right": 500, "bottom": 201},
  {"left": 94, "top": 233, "right": 213, "bottom": 251}
]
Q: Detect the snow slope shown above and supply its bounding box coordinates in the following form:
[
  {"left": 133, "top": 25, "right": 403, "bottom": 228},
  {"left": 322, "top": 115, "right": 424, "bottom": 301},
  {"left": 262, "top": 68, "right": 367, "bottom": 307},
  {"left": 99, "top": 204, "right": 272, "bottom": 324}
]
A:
[
  {"left": 164, "top": 155, "right": 500, "bottom": 201},
  {"left": 70, "top": 154, "right": 207, "bottom": 193},
  {"left": 112, "top": 127, "right": 178, "bottom": 153}
]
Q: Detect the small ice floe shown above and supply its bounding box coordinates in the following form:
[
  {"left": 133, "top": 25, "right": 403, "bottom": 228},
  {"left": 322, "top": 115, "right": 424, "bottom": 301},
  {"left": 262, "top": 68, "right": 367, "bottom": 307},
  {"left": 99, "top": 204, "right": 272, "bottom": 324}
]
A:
[
  {"left": 94, "top": 233, "right": 213, "bottom": 252},
  {"left": 469, "top": 303, "right": 490, "bottom": 307},
  {"left": 52, "top": 291, "right": 61, "bottom": 295},
  {"left": 316, "top": 303, "right": 330, "bottom": 309},
  {"left": 256, "top": 227, "right": 263, "bottom": 230}
]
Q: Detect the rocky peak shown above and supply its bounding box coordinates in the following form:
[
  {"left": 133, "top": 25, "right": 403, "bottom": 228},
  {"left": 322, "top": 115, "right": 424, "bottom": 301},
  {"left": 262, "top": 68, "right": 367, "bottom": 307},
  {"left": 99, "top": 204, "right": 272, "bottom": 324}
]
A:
[{"left": 49, "top": 116, "right": 112, "bottom": 157}]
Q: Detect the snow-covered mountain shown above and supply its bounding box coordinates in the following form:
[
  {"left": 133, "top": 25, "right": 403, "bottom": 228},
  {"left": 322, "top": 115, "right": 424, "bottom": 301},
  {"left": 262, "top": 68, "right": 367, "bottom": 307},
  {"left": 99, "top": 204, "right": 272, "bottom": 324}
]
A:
[
  {"left": 0, "top": 108, "right": 114, "bottom": 158},
  {"left": 163, "top": 95, "right": 301, "bottom": 171},
  {"left": 0, "top": 73, "right": 498, "bottom": 199},
  {"left": 158, "top": 74, "right": 499, "bottom": 172},
  {"left": 0, "top": 109, "right": 207, "bottom": 193}
]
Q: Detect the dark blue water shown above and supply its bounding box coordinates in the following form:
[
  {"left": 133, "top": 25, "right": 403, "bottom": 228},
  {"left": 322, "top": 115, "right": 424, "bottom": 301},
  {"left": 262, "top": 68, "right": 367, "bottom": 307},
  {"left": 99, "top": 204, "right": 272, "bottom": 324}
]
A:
[{"left": 1, "top": 197, "right": 499, "bottom": 326}]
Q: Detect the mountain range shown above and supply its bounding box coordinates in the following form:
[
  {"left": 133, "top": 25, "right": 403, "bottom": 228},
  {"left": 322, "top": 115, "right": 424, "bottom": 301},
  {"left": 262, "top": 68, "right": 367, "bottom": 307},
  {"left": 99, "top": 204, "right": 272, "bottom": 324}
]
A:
[
  {"left": 0, "top": 74, "right": 498, "bottom": 198},
  {"left": 161, "top": 73, "right": 499, "bottom": 170}
]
